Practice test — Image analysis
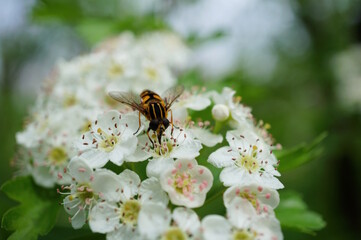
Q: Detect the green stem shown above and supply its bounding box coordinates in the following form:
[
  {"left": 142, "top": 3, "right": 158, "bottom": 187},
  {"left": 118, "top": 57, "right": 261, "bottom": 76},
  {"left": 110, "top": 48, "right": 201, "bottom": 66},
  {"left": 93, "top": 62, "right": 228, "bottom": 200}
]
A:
[
  {"left": 204, "top": 187, "right": 226, "bottom": 205},
  {"left": 213, "top": 120, "right": 224, "bottom": 134}
]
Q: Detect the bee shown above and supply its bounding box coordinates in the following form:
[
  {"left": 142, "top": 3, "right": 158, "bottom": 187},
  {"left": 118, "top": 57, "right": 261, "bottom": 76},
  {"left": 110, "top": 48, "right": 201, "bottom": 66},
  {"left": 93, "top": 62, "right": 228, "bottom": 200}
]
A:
[{"left": 108, "top": 86, "right": 184, "bottom": 147}]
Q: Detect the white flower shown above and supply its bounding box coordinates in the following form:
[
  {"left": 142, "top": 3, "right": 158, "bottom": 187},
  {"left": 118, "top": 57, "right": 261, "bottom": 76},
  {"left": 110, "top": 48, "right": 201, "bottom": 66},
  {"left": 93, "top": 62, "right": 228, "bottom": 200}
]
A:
[
  {"left": 129, "top": 127, "right": 202, "bottom": 178},
  {"left": 139, "top": 207, "right": 201, "bottom": 240},
  {"left": 210, "top": 87, "right": 252, "bottom": 126},
  {"left": 160, "top": 159, "right": 213, "bottom": 208},
  {"left": 88, "top": 172, "right": 168, "bottom": 238},
  {"left": 208, "top": 129, "right": 283, "bottom": 189},
  {"left": 77, "top": 110, "right": 140, "bottom": 168},
  {"left": 202, "top": 214, "right": 283, "bottom": 240},
  {"left": 223, "top": 184, "right": 279, "bottom": 227},
  {"left": 60, "top": 157, "right": 122, "bottom": 229},
  {"left": 27, "top": 132, "right": 76, "bottom": 187}
]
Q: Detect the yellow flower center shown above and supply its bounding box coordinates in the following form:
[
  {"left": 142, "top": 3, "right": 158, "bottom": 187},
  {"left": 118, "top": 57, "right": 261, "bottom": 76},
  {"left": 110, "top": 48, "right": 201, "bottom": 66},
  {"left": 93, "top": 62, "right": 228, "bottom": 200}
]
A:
[
  {"left": 120, "top": 200, "right": 141, "bottom": 226},
  {"left": 63, "top": 94, "right": 77, "bottom": 107},
  {"left": 108, "top": 63, "right": 124, "bottom": 77},
  {"left": 236, "top": 146, "right": 259, "bottom": 173},
  {"left": 233, "top": 229, "right": 256, "bottom": 240},
  {"left": 98, "top": 128, "right": 118, "bottom": 152},
  {"left": 49, "top": 147, "right": 68, "bottom": 165},
  {"left": 162, "top": 227, "right": 187, "bottom": 240},
  {"left": 146, "top": 67, "right": 158, "bottom": 80},
  {"left": 239, "top": 192, "right": 258, "bottom": 210}
]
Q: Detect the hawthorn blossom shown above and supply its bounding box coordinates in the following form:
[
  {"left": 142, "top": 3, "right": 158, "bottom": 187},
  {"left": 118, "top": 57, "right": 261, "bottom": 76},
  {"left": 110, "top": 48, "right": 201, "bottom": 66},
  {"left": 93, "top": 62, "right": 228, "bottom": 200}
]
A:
[
  {"left": 139, "top": 207, "right": 202, "bottom": 240},
  {"left": 129, "top": 127, "right": 202, "bottom": 178},
  {"left": 88, "top": 172, "right": 168, "bottom": 239},
  {"left": 77, "top": 110, "right": 140, "bottom": 168},
  {"left": 202, "top": 214, "right": 283, "bottom": 240},
  {"left": 160, "top": 158, "right": 213, "bottom": 208},
  {"left": 60, "top": 157, "right": 122, "bottom": 229},
  {"left": 208, "top": 129, "right": 283, "bottom": 189},
  {"left": 223, "top": 184, "right": 279, "bottom": 228}
]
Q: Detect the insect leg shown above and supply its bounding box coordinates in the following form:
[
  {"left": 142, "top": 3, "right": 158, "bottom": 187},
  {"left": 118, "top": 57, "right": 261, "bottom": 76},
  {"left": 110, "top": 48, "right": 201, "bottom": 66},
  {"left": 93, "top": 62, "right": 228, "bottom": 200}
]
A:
[
  {"left": 133, "top": 111, "right": 142, "bottom": 135},
  {"left": 147, "top": 127, "right": 154, "bottom": 148},
  {"left": 169, "top": 109, "right": 174, "bottom": 136}
]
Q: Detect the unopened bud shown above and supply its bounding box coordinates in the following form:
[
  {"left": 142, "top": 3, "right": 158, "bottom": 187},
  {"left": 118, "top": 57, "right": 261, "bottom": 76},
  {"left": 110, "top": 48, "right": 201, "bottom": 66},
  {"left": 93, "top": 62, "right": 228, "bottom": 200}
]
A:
[{"left": 212, "top": 104, "right": 229, "bottom": 121}]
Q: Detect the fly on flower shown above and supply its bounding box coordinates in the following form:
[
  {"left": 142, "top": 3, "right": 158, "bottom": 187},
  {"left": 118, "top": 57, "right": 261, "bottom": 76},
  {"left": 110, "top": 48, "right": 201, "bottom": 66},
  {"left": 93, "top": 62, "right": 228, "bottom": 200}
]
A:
[{"left": 108, "top": 85, "right": 184, "bottom": 147}]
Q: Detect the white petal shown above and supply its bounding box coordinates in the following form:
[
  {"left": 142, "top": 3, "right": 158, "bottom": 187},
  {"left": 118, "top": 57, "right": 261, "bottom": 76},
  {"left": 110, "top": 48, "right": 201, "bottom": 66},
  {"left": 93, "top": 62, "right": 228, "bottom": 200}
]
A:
[
  {"left": 252, "top": 216, "right": 283, "bottom": 240},
  {"left": 89, "top": 202, "right": 120, "bottom": 233},
  {"left": 107, "top": 225, "right": 142, "bottom": 240},
  {"left": 63, "top": 196, "right": 81, "bottom": 215},
  {"left": 119, "top": 112, "right": 143, "bottom": 138},
  {"left": 256, "top": 186, "right": 280, "bottom": 209},
  {"left": 184, "top": 95, "right": 211, "bottom": 110},
  {"left": 79, "top": 150, "right": 109, "bottom": 169},
  {"left": 31, "top": 165, "right": 56, "bottom": 188},
  {"left": 172, "top": 208, "right": 200, "bottom": 235},
  {"left": 202, "top": 215, "right": 232, "bottom": 240},
  {"left": 208, "top": 146, "right": 235, "bottom": 168},
  {"left": 170, "top": 139, "right": 202, "bottom": 159},
  {"left": 118, "top": 169, "right": 141, "bottom": 201},
  {"left": 227, "top": 198, "right": 258, "bottom": 228},
  {"left": 138, "top": 203, "right": 171, "bottom": 239},
  {"left": 126, "top": 145, "right": 152, "bottom": 162},
  {"left": 71, "top": 208, "right": 86, "bottom": 229},
  {"left": 92, "top": 169, "right": 122, "bottom": 202},
  {"left": 189, "top": 128, "right": 223, "bottom": 147},
  {"left": 139, "top": 177, "right": 169, "bottom": 206},
  {"left": 68, "top": 157, "right": 93, "bottom": 183},
  {"left": 96, "top": 110, "right": 121, "bottom": 133},
  {"left": 146, "top": 158, "right": 174, "bottom": 178},
  {"left": 219, "top": 166, "right": 245, "bottom": 186}
]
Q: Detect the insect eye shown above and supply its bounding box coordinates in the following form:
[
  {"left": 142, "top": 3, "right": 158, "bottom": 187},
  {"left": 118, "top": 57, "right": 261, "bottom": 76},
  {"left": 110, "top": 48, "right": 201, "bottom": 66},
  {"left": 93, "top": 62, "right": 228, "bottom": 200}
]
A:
[
  {"left": 149, "top": 119, "right": 159, "bottom": 131},
  {"left": 163, "top": 118, "right": 170, "bottom": 129}
]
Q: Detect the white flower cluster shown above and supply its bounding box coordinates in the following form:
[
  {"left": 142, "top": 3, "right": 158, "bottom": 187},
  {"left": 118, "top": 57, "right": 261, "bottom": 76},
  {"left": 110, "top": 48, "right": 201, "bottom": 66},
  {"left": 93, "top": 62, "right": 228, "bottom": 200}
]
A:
[
  {"left": 14, "top": 31, "right": 190, "bottom": 187},
  {"left": 14, "top": 31, "right": 285, "bottom": 239}
]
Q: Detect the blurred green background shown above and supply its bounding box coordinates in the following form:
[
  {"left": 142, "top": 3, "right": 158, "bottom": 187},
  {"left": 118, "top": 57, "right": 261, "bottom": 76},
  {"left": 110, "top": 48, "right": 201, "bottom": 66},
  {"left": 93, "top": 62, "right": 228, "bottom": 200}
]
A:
[{"left": 1, "top": 0, "right": 361, "bottom": 239}]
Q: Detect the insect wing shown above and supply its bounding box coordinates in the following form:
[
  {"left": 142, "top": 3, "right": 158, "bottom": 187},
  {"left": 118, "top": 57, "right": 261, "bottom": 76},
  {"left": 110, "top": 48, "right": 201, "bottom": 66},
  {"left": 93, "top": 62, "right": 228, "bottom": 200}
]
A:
[
  {"left": 108, "top": 91, "right": 144, "bottom": 112},
  {"left": 162, "top": 85, "right": 184, "bottom": 109}
]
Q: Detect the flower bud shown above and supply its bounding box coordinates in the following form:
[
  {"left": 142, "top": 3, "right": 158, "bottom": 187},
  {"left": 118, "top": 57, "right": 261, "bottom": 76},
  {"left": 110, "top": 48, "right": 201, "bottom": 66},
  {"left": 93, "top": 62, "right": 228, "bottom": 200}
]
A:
[{"left": 212, "top": 104, "right": 230, "bottom": 121}]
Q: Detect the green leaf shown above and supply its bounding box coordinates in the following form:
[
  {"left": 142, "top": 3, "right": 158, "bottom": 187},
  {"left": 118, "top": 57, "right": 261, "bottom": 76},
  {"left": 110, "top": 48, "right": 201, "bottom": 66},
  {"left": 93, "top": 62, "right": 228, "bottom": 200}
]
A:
[
  {"left": 275, "top": 132, "right": 327, "bottom": 172},
  {"left": 1, "top": 176, "right": 60, "bottom": 240},
  {"left": 275, "top": 191, "right": 326, "bottom": 235}
]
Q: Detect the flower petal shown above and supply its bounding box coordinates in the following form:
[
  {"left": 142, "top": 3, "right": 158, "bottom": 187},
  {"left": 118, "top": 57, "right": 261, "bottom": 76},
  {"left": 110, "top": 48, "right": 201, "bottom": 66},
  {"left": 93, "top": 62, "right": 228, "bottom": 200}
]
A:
[
  {"left": 68, "top": 157, "right": 93, "bottom": 183},
  {"left": 172, "top": 207, "right": 200, "bottom": 235},
  {"left": 139, "top": 177, "right": 169, "bottom": 206},
  {"left": 89, "top": 202, "right": 120, "bottom": 233},
  {"left": 92, "top": 169, "right": 122, "bottom": 202},
  {"left": 138, "top": 203, "right": 171, "bottom": 239},
  {"left": 208, "top": 146, "right": 235, "bottom": 168},
  {"left": 146, "top": 157, "right": 174, "bottom": 178},
  {"left": 189, "top": 127, "right": 223, "bottom": 147},
  {"left": 202, "top": 215, "right": 232, "bottom": 240},
  {"left": 118, "top": 169, "right": 141, "bottom": 201}
]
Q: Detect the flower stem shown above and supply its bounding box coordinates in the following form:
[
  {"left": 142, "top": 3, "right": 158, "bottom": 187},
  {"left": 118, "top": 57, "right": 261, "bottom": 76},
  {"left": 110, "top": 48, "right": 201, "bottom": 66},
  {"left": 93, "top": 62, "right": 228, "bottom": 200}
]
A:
[
  {"left": 204, "top": 187, "right": 226, "bottom": 205},
  {"left": 213, "top": 120, "right": 224, "bottom": 134}
]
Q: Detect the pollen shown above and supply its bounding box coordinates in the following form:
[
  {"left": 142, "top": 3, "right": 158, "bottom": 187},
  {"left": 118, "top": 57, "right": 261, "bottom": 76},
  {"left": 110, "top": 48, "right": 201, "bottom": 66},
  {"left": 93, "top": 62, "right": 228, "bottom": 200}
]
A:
[
  {"left": 49, "top": 147, "right": 68, "bottom": 165},
  {"left": 119, "top": 200, "right": 141, "bottom": 226}
]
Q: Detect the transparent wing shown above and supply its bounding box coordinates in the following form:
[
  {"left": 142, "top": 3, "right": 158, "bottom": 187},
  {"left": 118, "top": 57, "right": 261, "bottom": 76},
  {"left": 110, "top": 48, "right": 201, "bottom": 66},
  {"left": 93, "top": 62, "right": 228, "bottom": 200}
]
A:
[
  {"left": 162, "top": 85, "right": 184, "bottom": 109},
  {"left": 108, "top": 91, "right": 144, "bottom": 112}
]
